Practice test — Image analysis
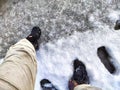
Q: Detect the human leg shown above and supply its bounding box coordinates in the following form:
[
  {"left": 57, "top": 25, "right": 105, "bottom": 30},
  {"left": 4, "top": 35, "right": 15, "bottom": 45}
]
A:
[{"left": 0, "top": 26, "right": 41, "bottom": 90}]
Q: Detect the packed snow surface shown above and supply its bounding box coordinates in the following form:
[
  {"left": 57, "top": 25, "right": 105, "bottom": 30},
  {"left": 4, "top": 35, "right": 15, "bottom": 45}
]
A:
[{"left": 35, "top": 28, "right": 120, "bottom": 90}]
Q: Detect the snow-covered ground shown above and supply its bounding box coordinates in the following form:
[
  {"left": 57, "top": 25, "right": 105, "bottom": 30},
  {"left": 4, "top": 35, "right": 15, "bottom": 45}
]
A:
[{"left": 35, "top": 26, "right": 120, "bottom": 90}]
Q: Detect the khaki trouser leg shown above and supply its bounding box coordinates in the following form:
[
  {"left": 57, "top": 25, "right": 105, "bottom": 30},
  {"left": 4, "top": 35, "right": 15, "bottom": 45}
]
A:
[
  {"left": 0, "top": 39, "right": 37, "bottom": 90},
  {"left": 74, "top": 84, "right": 102, "bottom": 90},
  {"left": 0, "top": 80, "right": 17, "bottom": 90}
]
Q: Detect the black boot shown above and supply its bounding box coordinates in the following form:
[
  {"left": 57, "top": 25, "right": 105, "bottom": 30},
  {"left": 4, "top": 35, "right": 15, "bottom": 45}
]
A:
[
  {"left": 26, "top": 26, "right": 41, "bottom": 50},
  {"left": 97, "top": 46, "right": 116, "bottom": 74},
  {"left": 40, "top": 79, "right": 58, "bottom": 90},
  {"left": 69, "top": 59, "right": 89, "bottom": 90},
  {"left": 72, "top": 59, "right": 89, "bottom": 84},
  {"left": 114, "top": 20, "right": 120, "bottom": 30}
]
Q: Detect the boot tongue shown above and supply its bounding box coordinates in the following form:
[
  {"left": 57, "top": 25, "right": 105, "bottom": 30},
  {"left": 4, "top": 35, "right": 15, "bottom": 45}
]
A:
[
  {"left": 73, "top": 66, "right": 88, "bottom": 84},
  {"left": 31, "top": 26, "right": 41, "bottom": 39},
  {"left": 31, "top": 33, "right": 40, "bottom": 40},
  {"left": 74, "top": 67, "right": 84, "bottom": 79}
]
